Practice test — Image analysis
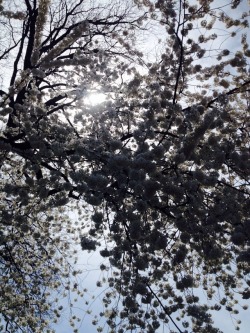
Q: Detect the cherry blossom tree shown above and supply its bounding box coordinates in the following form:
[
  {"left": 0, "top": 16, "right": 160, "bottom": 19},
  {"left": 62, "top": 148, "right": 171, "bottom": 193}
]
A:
[
  {"left": 0, "top": 0, "right": 249, "bottom": 332},
  {"left": 0, "top": 0, "right": 147, "bottom": 331}
]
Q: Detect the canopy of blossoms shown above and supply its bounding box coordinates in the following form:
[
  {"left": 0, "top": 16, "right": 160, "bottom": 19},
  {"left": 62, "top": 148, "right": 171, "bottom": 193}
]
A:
[{"left": 0, "top": 0, "right": 249, "bottom": 332}]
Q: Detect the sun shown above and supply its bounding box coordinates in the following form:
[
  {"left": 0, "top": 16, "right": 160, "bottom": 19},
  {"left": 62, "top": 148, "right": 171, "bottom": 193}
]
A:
[{"left": 85, "top": 92, "right": 106, "bottom": 106}]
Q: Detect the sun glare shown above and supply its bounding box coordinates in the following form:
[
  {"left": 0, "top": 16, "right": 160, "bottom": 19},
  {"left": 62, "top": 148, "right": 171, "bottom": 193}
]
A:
[{"left": 85, "top": 92, "right": 106, "bottom": 106}]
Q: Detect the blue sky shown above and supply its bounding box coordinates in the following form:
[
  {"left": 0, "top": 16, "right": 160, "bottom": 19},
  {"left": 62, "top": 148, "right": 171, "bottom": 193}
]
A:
[{"left": 52, "top": 243, "right": 250, "bottom": 333}]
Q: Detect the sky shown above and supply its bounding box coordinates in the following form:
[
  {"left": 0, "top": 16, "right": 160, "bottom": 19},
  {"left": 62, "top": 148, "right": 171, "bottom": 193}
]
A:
[
  {"left": 52, "top": 245, "right": 250, "bottom": 333},
  {"left": 51, "top": 1, "right": 250, "bottom": 332},
  {"left": 52, "top": 249, "right": 106, "bottom": 333}
]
